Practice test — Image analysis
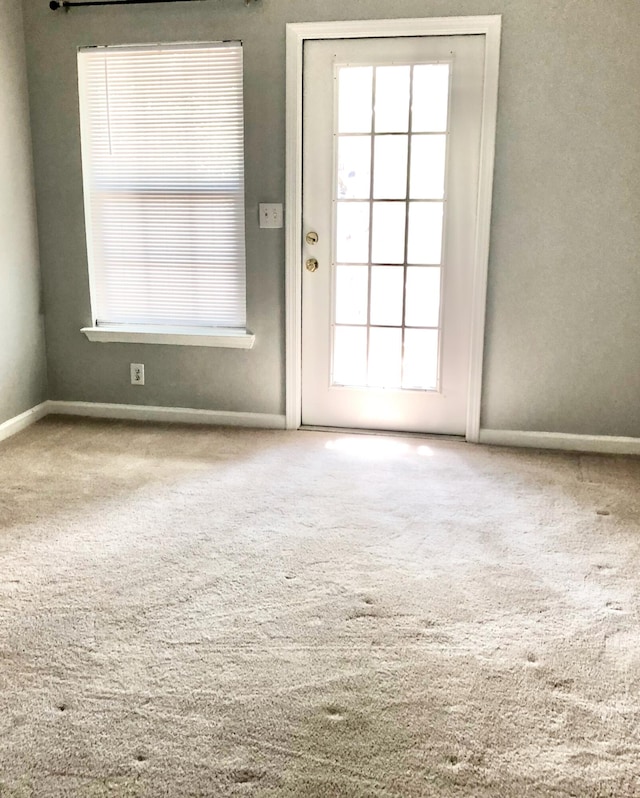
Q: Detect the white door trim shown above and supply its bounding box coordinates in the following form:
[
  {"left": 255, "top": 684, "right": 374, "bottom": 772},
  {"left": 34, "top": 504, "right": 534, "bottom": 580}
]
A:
[{"left": 285, "top": 16, "right": 502, "bottom": 440}]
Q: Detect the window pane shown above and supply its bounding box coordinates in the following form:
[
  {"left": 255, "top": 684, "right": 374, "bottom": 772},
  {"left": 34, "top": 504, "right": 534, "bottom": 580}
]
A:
[
  {"left": 337, "top": 136, "right": 372, "bottom": 200},
  {"left": 338, "top": 67, "right": 373, "bottom": 134},
  {"left": 333, "top": 325, "right": 367, "bottom": 386},
  {"left": 412, "top": 64, "right": 450, "bottom": 133},
  {"left": 407, "top": 203, "right": 443, "bottom": 264},
  {"left": 369, "top": 327, "right": 402, "bottom": 387},
  {"left": 375, "top": 66, "right": 410, "bottom": 133},
  {"left": 336, "top": 202, "right": 370, "bottom": 263},
  {"left": 371, "top": 202, "right": 406, "bottom": 264},
  {"left": 373, "top": 135, "right": 408, "bottom": 200},
  {"left": 370, "top": 266, "right": 404, "bottom": 326},
  {"left": 403, "top": 328, "right": 439, "bottom": 389},
  {"left": 335, "top": 265, "right": 368, "bottom": 325},
  {"left": 410, "top": 135, "right": 447, "bottom": 200},
  {"left": 405, "top": 267, "right": 441, "bottom": 327}
]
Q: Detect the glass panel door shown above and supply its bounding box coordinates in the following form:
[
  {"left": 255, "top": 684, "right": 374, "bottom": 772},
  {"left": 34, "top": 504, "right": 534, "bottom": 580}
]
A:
[{"left": 301, "top": 34, "right": 486, "bottom": 434}]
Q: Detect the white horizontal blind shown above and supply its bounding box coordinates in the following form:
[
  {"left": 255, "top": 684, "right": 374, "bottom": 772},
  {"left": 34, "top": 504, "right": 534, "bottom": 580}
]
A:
[{"left": 78, "top": 42, "right": 247, "bottom": 329}]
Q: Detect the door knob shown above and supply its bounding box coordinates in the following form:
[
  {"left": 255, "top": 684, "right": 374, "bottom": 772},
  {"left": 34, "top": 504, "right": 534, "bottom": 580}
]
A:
[
  {"left": 305, "top": 258, "right": 319, "bottom": 273},
  {"left": 306, "top": 231, "right": 319, "bottom": 245}
]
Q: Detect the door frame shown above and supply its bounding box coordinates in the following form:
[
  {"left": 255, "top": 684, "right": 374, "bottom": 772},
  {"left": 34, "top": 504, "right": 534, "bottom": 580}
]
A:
[{"left": 285, "top": 16, "right": 502, "bottom": 440}]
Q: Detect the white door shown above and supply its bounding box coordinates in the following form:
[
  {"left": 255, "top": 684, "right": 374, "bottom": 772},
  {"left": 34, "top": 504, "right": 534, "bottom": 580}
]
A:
[{"left": 301, "top": 35, "right": 485, "bottom": 435}]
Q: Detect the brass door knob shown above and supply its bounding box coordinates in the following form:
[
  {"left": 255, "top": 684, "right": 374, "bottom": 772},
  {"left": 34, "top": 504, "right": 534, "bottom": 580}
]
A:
[
  {"left": 305, "top": 258, "right": 319, "bottom": 273},
  {"left": 306, "top": 231, "right": 319, "bottom": 245}
]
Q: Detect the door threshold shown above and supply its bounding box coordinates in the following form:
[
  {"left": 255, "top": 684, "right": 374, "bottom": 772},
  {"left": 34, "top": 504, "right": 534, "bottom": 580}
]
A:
[{"left": 299, "top": 424, "right": 466, "bottom": 443}]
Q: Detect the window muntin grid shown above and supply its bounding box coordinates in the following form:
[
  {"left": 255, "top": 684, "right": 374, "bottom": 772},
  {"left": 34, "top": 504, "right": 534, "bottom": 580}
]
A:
[{"left": 331, "top": 62, "right": 451, "bottom": 391}]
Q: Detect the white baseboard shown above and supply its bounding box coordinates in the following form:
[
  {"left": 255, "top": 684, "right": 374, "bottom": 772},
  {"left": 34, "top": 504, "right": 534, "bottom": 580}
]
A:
[
  {"left": 0, "top": 402, "right": 49, "bottom": 445},
  {"left": 45, "top": 400, "right": 286, "bottom": 430},
  {"left": 2, "top": 404, "right": 638, "bottom": 454},
  {"left": 479, "top": 428, "right": 640, "bottom": 456}
]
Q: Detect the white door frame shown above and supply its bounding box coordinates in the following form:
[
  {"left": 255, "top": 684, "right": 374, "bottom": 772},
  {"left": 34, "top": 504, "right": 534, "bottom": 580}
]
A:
[{"left": 285, "top": 16, "right": 502, "bottom": 440}]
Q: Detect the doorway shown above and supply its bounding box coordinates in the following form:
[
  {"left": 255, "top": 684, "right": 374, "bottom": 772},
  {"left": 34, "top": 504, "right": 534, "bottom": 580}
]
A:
[{"left": 286, "top": 17, "right": 501, "bottom": 439}]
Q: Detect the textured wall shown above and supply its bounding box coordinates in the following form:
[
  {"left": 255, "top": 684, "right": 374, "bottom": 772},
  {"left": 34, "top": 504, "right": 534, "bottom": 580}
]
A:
[
  {"left": 0, "top": 0, "right": 47, "bottom": 425},
  {"left": 20, "top": 0, "right": 640, "bottom": 434}
]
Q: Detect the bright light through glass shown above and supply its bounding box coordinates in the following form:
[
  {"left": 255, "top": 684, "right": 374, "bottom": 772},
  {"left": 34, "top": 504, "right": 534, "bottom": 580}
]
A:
[
  {"left": 373, "top": 135, "right": 408, "bottom": 199},
  {"left": 338, "top": 67, "right": 373, "bottom": 134},
  {"left": 405, "top": 267, "right": 440, "bottom": 327},
  {"left": 333, "top": 325, "right": 367, "bottom": 386},
  {"left": 412, "top": 64, "right": 450, "bottom": 133},
  {"left": 410, "top": 134, "right": 447, "bottom": 200},
  {"left": 375, "top": 65, "right": 411, "bottom": 133},
  {"left": 408, "top": 202, "right": 443, "bottom": 265},
  {"left": 336, "top": 202, "right": 370, "bottom": 264},
  {"left": 403, "top": 328, "right": 439, "bottom": 389},
  {"left": 370, "top": 266, "right": 403, "bottom": 326},
  {"left": 335, "top": 265, "right": 368, "bottom": 325},
  {"left": 337, "top": 136, "right": 372, "bottom": 199},
  {"left": 371, "top": 202, "right": 406, "bottom": 264},
  {"left": 368, "top": 326, "right": 402, "bottom": 387}
]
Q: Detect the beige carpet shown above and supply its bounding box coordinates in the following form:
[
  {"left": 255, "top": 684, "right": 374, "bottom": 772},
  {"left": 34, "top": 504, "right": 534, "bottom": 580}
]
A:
[{"left": 1, "top": 417, "right": 640, "bottom": 797}]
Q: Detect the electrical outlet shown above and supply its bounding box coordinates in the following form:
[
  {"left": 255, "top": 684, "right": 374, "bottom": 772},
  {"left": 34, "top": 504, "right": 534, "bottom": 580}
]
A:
[
  {"left": 130, "top": 363, "right": 145, "bottom": 385},
  {"left": 259, "top": 203, "right": 283, "bottom": 229}
]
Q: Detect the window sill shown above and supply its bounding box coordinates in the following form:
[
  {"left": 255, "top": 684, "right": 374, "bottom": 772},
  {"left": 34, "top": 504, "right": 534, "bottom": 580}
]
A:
[{"left": 81, "top": 325, "right": 256, "bottom": 349}]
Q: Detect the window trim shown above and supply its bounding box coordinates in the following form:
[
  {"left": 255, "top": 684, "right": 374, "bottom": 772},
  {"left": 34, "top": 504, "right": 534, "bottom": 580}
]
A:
[
  {"left": 77, "top": 40, "right": 250, "bottom": 343},
  {"left": 81, "top": 325, "right": 255, "bottom": 348},
  {"left": 285, "top": 17, "right": 501, "bottom": 435}
]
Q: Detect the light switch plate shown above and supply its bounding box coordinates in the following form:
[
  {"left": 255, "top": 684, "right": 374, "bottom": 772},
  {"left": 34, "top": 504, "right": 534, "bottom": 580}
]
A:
[{"left": 259, "top": 203, "right": 283, "bottom": 229}]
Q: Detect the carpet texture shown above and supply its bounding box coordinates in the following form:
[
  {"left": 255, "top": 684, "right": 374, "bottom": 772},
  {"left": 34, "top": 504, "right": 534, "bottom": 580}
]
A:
[{"left": 1, "top": 417, "right": 640, "bottom": 797}]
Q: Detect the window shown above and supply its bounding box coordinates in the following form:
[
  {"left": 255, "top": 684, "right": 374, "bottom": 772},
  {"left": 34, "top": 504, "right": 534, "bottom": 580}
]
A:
[{"left": 77, "top": 41, "right": 253, "bottom": 347}]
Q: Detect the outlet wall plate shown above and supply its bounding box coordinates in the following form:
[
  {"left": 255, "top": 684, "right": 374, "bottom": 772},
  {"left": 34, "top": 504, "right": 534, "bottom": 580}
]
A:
[
  {"left": 130, "top": 363, "right": 145, "bottom": 385},
  {"left": 259, "top": 203, "right": 283, "bottom": 229}
]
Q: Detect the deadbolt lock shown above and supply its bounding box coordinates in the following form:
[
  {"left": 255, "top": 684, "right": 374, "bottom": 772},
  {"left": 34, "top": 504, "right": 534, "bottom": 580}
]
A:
[
  {"left": 305, "top": 231, "right": 319, "bottom": 245},
  {"left": 305, "top": 258, "right": 319, "bottom": 273}
]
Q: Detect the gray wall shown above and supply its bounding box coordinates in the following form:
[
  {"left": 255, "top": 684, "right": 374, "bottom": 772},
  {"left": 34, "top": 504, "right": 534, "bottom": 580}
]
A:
[
  {"left": 20, "top": 0, "right": 640, "bottom": 435},
  {"left": 0, "top": 0, "right": 47, "bottom": 425}
]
